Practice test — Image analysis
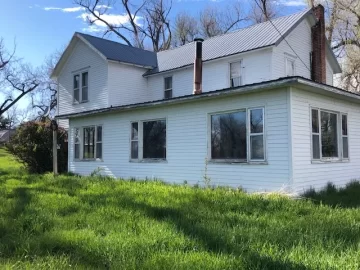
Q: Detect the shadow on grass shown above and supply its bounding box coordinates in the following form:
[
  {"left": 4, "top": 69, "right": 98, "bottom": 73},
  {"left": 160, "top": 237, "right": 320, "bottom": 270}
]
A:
[{"left": 303, "top": 181, "right": 360, "bottom": 209}]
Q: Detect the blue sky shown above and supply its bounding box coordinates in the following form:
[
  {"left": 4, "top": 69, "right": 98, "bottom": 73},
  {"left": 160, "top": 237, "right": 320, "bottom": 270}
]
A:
[{"left": 1, "top": 0, "right": 307, "bottom": 67}]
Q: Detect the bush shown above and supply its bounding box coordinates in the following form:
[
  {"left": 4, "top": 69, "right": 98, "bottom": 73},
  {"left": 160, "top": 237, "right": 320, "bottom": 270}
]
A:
[{"left": 6, "top": 120, "right": 68, "bottom": 173}]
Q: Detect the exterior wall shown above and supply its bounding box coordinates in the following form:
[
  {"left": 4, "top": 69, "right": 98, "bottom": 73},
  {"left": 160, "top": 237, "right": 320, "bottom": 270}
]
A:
[
  {"left": 108, "top": 62, "right": 149, "bottom": 106},
  {"left": 147, "top": 49, "right": 272, "bottom": 100},
  {"left": 291, "top": 87, "right": 360, "bottom": 192},
  {"left": 58, "top": 40, "right": 108, "bottom": 116},
  {"left": 68, "top": 88, "right": 290, "bottom": 192},
  {"left": 272, "top": 18, "right": 312, "bottom": 80}
]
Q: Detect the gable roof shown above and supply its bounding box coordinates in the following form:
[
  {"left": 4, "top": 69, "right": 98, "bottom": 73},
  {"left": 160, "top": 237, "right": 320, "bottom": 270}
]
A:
[
  {"left": 77, "top": 33, "right": 157, "bottom": 68},
  {"left": 145, "top": 8, "right": 312, "bottom": 76}
]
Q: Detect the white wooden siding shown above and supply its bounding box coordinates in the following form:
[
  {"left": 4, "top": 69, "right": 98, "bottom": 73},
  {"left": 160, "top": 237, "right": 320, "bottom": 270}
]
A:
[
  {"left": 58, "top": 39, "right": 108, "bottom": 116},
  {"left": 291, "top": 87, "right": 360, "bottom": 192},
  {"left": 68, "top": 89, "right": 290, "bottom": 192},
  {"left": 107, "top": 62, "right": 149, "bottom": 106},
  {"left": 272, "top": 19, "right": 312, "bottom": 80},
  {"left": 147, "top": 49, "right": 272, "bottom": 100}
]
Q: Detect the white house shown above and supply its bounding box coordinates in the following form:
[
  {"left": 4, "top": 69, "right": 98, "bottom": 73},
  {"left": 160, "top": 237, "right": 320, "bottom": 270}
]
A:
[{"left": 53, "top": 6, "right": 360, "bottom": 193}]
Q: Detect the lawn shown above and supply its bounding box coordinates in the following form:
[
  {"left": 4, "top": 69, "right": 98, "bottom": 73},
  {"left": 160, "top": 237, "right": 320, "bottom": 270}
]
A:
[{"left": 0, "top": 149, "right": 359, "bottom": 269}]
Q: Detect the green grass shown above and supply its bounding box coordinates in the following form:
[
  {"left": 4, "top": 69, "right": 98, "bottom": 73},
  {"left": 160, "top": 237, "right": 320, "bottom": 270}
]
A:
[{"left": 0, "top": 148, "right": 359, "bottom": 269}]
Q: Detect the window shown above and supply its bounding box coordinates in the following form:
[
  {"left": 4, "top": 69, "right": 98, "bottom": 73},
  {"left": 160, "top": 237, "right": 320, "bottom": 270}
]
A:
[
  {"left": 130, "top": 119, "right": 166, "bottom": 161},
  {"left": 164, "top": 77, "right": 172, "bottom": 99},
  {"left": 82, "top": 72, "right": 88, "bottom": 102},
  {"left": 210, "top": 108, "right": 265, "bottom": 162},
  {"left": 74, "top": 125, "right": 102, "bottom": 160},
  {"left": 73, "top": 75, "right": 80, "bottom": 103},
  {"left": 74, "top": 128, "right": 80, "bottom": 159},
  {"left": 311, "top": 108, "right": 348, "bottom": 160},
  {"left": 73, "top": 72, "right": 89, "bottom": 103},
  {"left": 286, "top": 57, "right": 295, "bottom": 76},
  {"left": 131, "top": 122, "right": 138, "bottom": 159},
  {"left": 230, "top": 61, "right": 242, "bottom": 87}
]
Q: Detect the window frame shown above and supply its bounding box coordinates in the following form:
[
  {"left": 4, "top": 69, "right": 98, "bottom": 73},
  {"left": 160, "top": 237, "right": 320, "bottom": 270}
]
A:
[
  {"left": 207, "top": 107, "right": 266, "bottom": 164},
  {"left": 73, "top": 125, "right": 103, "bottom": 161},
  {"left": 129, "top": 118, "right": 167, "bottom": 162},
  {"left": 285, "top": 54, "right": 296, "bottom": 77},
  {"left": 74, "top": 127, "right": 80, "bottom": 160},
  {"left": 73, "top": 70, "right": 89, "bottom": 104},
  {"left": 248, "top": 107, "right": 266, "bottom": 162},
  {"left": 130, "top": 122, "right": 139, "bottom": 160},
  {"left": 229, "top": 60, "right": 243, "bottom": 88},
  {"left": 311, "top": 107, "right": 348, "bottom": 162},
  {"left": 164, "top": 76, "right": 173, "bottom": 99}
]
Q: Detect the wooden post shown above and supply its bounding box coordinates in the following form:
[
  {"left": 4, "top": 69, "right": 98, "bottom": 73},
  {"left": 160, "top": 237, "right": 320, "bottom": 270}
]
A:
[{"left": 51, "top": 120, "right": 58, "bottom": 176}]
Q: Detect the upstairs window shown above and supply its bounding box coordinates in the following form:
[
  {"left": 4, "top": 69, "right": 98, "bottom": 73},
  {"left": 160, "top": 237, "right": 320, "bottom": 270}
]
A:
[
  {"left": 164, "top": 77, "right": 172, "bottom": 99},
  {"left": 73, "top": 71, "right": 89, "bottom": 103},
  {"left": 311, "top": 108, "right": 348, "bottom": 160},
  {"left": 285, "top": 57, "right": 295, "bottom": 76},
  {"left": 230, "top": 61, "right": 242, "bottom": 87},
  {"left": 210, "top": 107, "right": 265, "bottom": 162}
]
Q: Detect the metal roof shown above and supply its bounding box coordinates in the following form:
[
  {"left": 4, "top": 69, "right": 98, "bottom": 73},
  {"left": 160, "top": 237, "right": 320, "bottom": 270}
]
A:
[
  {"left": 77, "top": 33, "right": 157, "bottom": 68},
  {"left": 145, "top": 8, "right": 312, "bottom": 75}
]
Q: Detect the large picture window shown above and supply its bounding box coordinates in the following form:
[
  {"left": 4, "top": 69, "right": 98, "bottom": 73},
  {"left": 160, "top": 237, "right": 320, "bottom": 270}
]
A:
[
  {"left": 311, "top": 108, "right": 348, "bottom": 160},
  {"left": 73, "top": 125, "right": 102, "bottom": 160},
  {"left": 130, "top": 119, "right": 166, "bottom": 161},
  {"left": 210, "top": 108, "right": 265, "bottom": 162}
]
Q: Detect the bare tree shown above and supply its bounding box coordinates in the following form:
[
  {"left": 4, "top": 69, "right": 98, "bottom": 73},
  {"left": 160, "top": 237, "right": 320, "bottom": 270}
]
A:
[
  {"left": 251, "top": 0, "right": 278, "bottom": 23},
  {"left": 199, "top": 2, "right": 248, "bottom": 38},
  {"left": 173, "top": 12, "right": 198, "bottom": 46}
]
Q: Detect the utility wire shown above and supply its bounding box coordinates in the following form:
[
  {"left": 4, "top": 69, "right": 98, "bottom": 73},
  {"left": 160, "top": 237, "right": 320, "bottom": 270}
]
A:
[{"left": 254, "top": 1, "right": 311, "bottom": 72}]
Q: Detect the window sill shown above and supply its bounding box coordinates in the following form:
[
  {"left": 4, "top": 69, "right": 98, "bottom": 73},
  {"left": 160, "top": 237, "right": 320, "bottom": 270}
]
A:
[
  {"left": 129, "top": 159, "right": 167, "bottom": 163},
  {"left": 311, "top": 159, "right": 349, "bottom": 164},
  {"left": 74, "top": 159, "right": 103, "bottom": 162},
  {"left": 73, "top": 100, "right": 89, "bottom": 105},
  {"left": 208, "top": 160, "right": 268, "bottom": 165}
]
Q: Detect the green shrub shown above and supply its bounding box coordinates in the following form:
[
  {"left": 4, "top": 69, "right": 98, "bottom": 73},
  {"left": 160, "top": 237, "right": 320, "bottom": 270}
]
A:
[{"left": 6, "top": 120, "right": 68, "bottom": 173}]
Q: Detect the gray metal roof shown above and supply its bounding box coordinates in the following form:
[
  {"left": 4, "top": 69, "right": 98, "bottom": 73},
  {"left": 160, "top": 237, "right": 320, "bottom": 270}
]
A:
[
  {"left": 145, "top": 8, "right": 312, "bottom": 75},
  {"left": 77, "top": 33, "right": 157, "bottom": 68}
]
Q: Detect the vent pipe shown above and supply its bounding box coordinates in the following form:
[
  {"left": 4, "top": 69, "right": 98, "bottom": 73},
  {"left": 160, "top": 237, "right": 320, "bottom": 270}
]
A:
[{"left": 193, "top": 38, "right": 204, "bottom": 95}]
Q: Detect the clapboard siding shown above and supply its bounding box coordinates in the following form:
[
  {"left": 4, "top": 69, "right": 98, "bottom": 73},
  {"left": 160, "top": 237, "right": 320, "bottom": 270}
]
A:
[
  {"left": 291, "top": 87, "right": 360, "bottom": 192},
  {"left": 108, "top": 62, "right": 149, "bottom": 106},
  {"left": 68, "top": 88, "right": 290, "bottom": 192},
  {"left": 272, "top": 18, "right": 312, "bottom": 80},
  {"left": 58, "top": 40, "right": 108, "bottom": 115},
  {"left": 147, "top": 49, "right": 272, "bottom": 100}
]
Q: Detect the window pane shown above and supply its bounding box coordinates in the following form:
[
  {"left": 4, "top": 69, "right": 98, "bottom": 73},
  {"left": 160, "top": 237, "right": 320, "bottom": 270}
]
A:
[
  {"left": 312, "top": 134, "right": 320, "bottom": 159},
  {"left": 165, "top": 77, "right": 172, "bottom": 89},
  {"left": 250, "top": 135, "right": 264, "bottom": 160},
  {"left": 74, "top": 75, "right": 79, "bottom": 89},
  {"left": 143, "top": 120, "right": 166, "bottom": 159},
  {"left": 74, "top": 128, "right": 80, "bottom": 143},
  {"left": 96, "top": 143, "right": 102, "bottom": 159},
  {"left": 83, "top": 127, "right": 95, "bottom": 159},
  {"left": 82, "top": 87, "right": 88, "bottom": 101},
  {"left": 97, "top": 126, "right": 102, "bottom": 142},
  {"left": 211, "top": 111, "right": 247, "bottom": 160},
  {"left": 82, "top": 72, "right": 88, "bottom": 87},
  {"left": 230, "top": 62, "right": 241, "bottom": 87},
  {"left": 250, "top": 109, "right": 263, "bottom": 133},
  {"left": 343, "top": 137, "right": 349, "bottom": 159},
  {"left": 231, "top": 77, "right": 242, "bottom": 87},
  {"left": 342, "top": 115, "right": 347, "bottom": 135},
  {"left": 321, "top": 111, "right": 338, "bottom": 158},
  {"left": 164, "top": 90, "right": 172, "bottom": 99},
  {"left": 131, "top": 123, "right": 138, "bottom": 140},
  {"left": 75, "top": 144, "right": 80, "bottom": 159},
  {"left": 131, "top": 141, "right": 138, "bottom": 159},
  {"left": 74, "top": 89, "right": 80, "bottom": 103},
  {"left": 312, "top": 109, "right": 319, "bottom": 133}
]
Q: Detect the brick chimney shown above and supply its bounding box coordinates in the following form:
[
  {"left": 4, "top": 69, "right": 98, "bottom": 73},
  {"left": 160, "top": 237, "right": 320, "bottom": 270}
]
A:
[
  {"left": 193, "top": 38, "right": 204, "bottom": 95},
  {"left": 311, "top": 4, "right": 326, "bottom": 83}
]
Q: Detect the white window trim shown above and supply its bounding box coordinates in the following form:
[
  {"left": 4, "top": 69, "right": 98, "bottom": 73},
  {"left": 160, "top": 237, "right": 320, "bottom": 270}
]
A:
[
  {"left": 341, "top": 113, "right": 349, "bottom": 159},
  {"left": 164, "top": 76, "right": 173, "bottom": 99},
  {"left": 129, "top": 118, "right": 167, "bottom": 162},
  {"left": 248, "top": 107, "right": 266, "bottom": 162},
  {"left": 284, "top": 54, "right": 296, "bottom": 77},
  {"left": 130, "top": 122, "right": 139, "bottom": 160},
  {"left": 207, "top": 107, "right": 266, "bottom": 164},
  {"left": 74, "top": 125, "right": 103, "bottom": 162},
  {"left": 229, "top": 60, "right": 243, "bottom": 88},
  {"left": 74, "top": 128, "right": 80, "bottom": 160},
  {"left": 310, "top": 107, "right": 348, "bottom": 163},
  {"left": 73, "top": 70, "right": 89, "bottom": 104}
]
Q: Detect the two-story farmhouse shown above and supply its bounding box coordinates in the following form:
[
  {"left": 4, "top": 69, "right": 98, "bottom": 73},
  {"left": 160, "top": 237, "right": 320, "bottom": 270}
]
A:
[{"left": 53, "top": 5, "right": 360, "bottom": 193}]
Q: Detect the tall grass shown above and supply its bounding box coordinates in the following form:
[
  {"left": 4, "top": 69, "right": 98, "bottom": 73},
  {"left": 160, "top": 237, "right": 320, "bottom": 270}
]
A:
[{"left": 0, "top": 148, "right": 359, "bottom": 269}]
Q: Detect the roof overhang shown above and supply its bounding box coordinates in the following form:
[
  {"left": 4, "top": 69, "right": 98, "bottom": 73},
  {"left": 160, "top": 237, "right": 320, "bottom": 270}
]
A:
[{"left": 56, "top": 77, "right": 360, "bottom": 120}]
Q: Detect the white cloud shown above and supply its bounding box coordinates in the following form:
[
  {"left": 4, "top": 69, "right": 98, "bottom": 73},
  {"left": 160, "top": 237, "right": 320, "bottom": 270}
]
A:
[
  {"left": 43, "top": 5, "right": 110, "bottom": 13},
  {"left": 277, "top": 0, "right": 307, "bottom": 7}
]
